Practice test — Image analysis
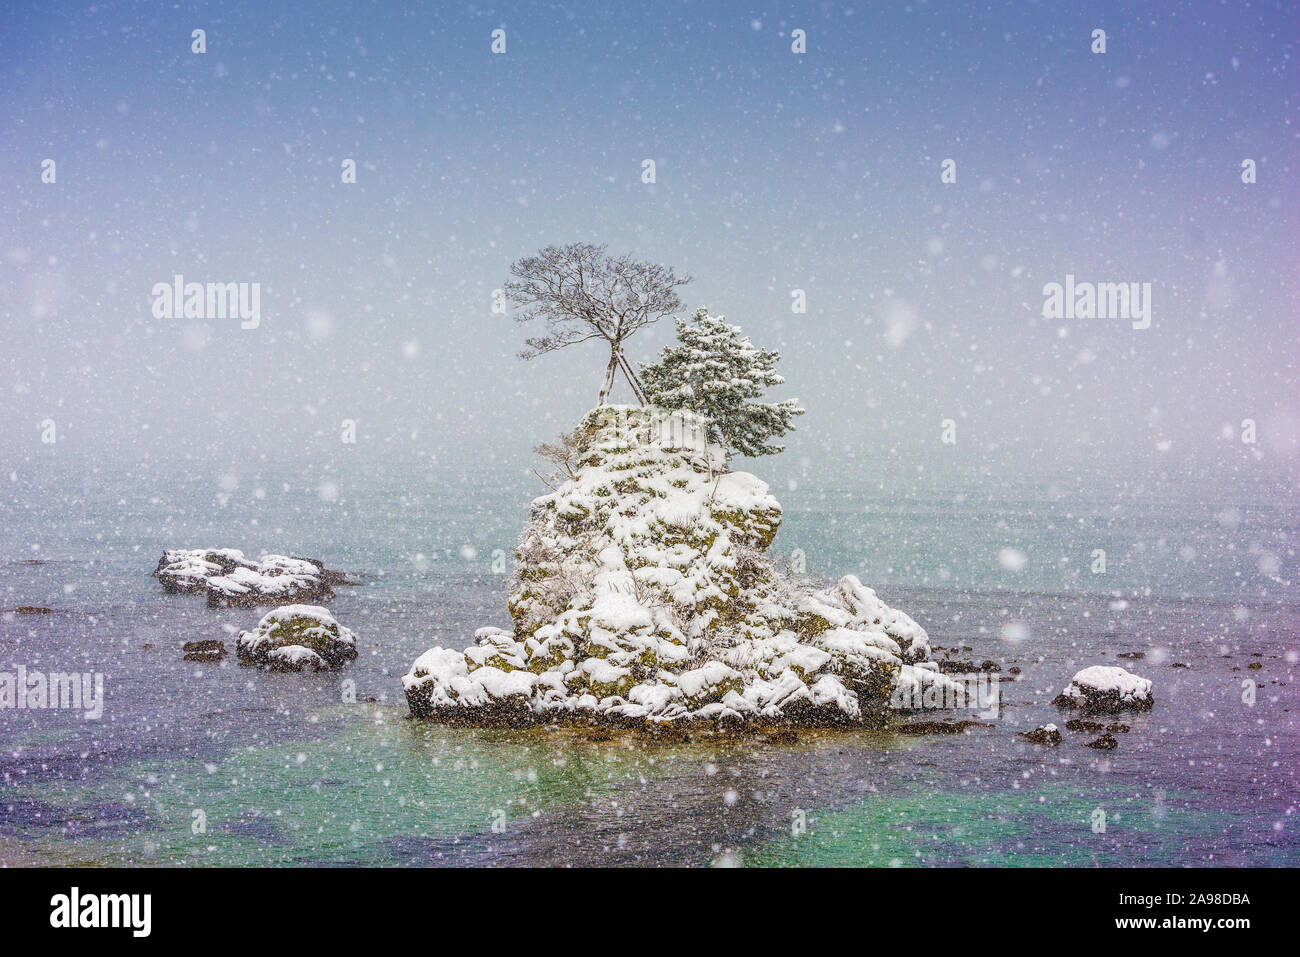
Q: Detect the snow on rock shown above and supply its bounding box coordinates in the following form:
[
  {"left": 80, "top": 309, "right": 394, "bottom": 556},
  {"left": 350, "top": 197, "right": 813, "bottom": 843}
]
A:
[
  {"left": 154, "top": 549, "right": 349, "bottom": 607},
  {"left": 1052, "top": 665, "right": 1154, "bottom": 713},
  {"left": 403, "top": 406, "right": 961, "bottom": 729},
  {"left": 1019, "top": 723, "right": 1062, "bottom": 745},
  {"left": 236, "top": 604, "right": 358, "bottom": 672}
]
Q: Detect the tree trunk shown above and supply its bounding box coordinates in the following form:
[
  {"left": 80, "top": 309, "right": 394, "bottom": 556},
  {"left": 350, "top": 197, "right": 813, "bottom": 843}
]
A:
[
  {"left": 597, "top": 347, "right": 619, "bottom": 405},
  {"left": 616, "top": 350, "right": 647, "bottom": 406}
]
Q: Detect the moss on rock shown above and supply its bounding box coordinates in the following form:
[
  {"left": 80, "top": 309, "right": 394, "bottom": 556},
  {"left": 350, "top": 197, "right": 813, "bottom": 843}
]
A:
[{"left": 402, "top": 406, "right": 961, "bottom": 729}]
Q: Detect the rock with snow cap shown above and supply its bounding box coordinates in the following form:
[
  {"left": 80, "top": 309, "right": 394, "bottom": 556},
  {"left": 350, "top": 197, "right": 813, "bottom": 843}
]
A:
[
  {"left": 403, "top": 406, "right": 963, "bottom": 729},
  {"left": 153, "top": 548, "right": 350, "bottom": 607},
  {"left": 1052, "top": 665, "right": 1153, "bottom": 713},
  {"left": 236, "top": 604, "right": 358, "bottom": 672},
  {"left": 1019, "top": 723, "right": 1061, "bottom": 745}
]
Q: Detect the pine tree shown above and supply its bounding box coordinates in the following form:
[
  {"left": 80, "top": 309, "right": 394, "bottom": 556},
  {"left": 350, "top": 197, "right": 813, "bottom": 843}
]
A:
[{"left": 639, "top": 308, "right": 803, "bottom": 458}]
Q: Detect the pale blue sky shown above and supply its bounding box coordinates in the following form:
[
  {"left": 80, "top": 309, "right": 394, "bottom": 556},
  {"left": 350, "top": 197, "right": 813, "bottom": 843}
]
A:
[{"left": 2, "top": 1, "right": 1296, "bottom": 490}]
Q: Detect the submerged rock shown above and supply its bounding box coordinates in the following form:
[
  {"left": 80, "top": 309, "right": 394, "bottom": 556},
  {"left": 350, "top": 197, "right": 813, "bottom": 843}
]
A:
[
  {"left": 154, "top": 549, "right": 350, "bottom": 607},
  {"left": 403, "top": 406, "right": 962, "bottom": 729},
  {"left": 937, "top": 660, "right": 978, "bottom": 674},
  {"left": 1052, "top": 665, "right": 1153, "bottom": 713},
  {"left": 894, "top": 719, "right": 992, "bottom": 735},
  {"left": 763, "top": 729, "right": 801, "bottom": 745},
  {"left": 236, "top": 605, "right": 358, "bottom": 672},
  {"left": 1065, "top": 718, "right": 1104, "bottom": 732},
  {"left": 1019, "top": 724, "right": 1061, "bottom": 745},
  {"left": 183, "top": 639, "right": 228, "bottom": 662}
]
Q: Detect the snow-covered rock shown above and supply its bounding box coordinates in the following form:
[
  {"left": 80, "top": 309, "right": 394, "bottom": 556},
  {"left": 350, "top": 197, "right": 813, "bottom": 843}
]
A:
[
  {"left": 403, "top": 406, "right": 961, "bottom": 728},
  {"left": 154, "top": 549, "right": 349, "bottom": 607},
  {"left": 1019, "top": 723, "right": 1061, "bottom": 745},
  {"left": 1052, "top": 665, "right": 1153, "bottom": 713},
  {"left": 236, "top": 604, "right": 358, "bottom": 672}
]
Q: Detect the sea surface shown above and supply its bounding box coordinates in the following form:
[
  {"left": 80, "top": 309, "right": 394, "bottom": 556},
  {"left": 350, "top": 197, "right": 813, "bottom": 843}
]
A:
[{"left": 1, "top": 460, "right": 1296, "bottom": 866}]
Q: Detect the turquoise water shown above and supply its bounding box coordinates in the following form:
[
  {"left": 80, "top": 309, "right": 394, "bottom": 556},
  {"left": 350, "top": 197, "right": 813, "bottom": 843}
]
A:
[{"left": 1, "top": 461, "right": 1296, "bottom": 866}]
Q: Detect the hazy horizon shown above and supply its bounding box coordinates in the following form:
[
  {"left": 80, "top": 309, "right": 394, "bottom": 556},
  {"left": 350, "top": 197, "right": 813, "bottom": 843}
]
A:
[{"left": 3, "top": 1, "right": 1297, "bottom": 493}]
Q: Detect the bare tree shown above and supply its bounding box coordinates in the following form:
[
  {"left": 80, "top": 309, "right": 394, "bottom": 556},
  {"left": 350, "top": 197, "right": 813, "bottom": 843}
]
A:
[
  {"left": 504, "top": 243, "right": 691, "bottom": 405},
  {"left": 531, "top": 420, "right": 598, "bottom": 489}
]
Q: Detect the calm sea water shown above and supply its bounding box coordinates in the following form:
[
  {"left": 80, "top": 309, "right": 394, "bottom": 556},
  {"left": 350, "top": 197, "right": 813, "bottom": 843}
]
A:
[{"left": 1, "top": 460, "right": 1296, "bottom": 866}]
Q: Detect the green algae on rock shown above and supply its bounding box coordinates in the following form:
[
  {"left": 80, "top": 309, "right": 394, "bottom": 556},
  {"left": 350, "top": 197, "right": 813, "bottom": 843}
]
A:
[
  {"left": 403, "top": 406, "right": 962, "bottom": 728},
  {"left": 237, "top": 604, "right": 358, "bottom": 672}
]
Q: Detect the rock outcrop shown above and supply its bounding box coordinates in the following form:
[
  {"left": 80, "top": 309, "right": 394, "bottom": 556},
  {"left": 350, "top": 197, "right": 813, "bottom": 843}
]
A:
[
  {"left": 154, "top": 549, "right": 350, "bottom": 607},
  {"left": 1019, "top": 724, "right": 1061, "bottom": 745},
  {"left": 236, "top": 605, "right": 358, "bottom": 672},
  {"left": 403, "top": 406, "right": 961, "bottom": 729},
  {"left": 1052, "top": 665, "right": 1153, "bottom": 713}
]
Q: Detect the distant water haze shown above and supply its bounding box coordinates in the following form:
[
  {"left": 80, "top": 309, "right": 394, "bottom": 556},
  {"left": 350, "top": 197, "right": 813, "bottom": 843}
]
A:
[{"left": 1, "top": 1, "right": 1296, "bottom": 493}]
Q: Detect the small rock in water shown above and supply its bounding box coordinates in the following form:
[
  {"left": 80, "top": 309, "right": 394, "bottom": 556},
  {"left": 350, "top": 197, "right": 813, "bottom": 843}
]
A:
[
  {"left": 1052, "top": 665, "right": 1153, "bottom": 713},
  {"left": 1117, "top": 651, "right": 1145, "bottom": 659},
  {"left": 1019, "top": 724, "right": 1061, "bottom": 745},
  {"left": 1086, "top": 733, "right": 1119, "bottom": 750},
  {"left": 182, "top": 639, "right": 228, "bottom": 662},
  {"left": 154, "top": 549, "right": 351, "bottom": 608},
  {"left": 1105, "top": 723, "right": 1131, "bottom": 733},
  {"left": 236, "top": 605, "right": 358, "bottom": 672},
  {"left": 1065, "top": 719, "right": 1104, "bottom": 732},
  {"left": 290, "top": 557, "right": 360, "bottom": 588},
  {"left": 7, "top": 606, "right": 54, "bottom": 614},
  {"left": 895, "top": 719, "right": 992, "bottom": 735}
]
